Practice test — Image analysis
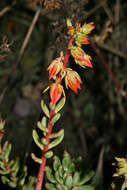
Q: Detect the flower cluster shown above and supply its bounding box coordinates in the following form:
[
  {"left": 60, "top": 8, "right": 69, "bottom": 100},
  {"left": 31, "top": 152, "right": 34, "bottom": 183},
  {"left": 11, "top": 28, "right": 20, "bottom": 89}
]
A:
[{"left": 46, "top": 19, "right": 94, "bottom": 106}]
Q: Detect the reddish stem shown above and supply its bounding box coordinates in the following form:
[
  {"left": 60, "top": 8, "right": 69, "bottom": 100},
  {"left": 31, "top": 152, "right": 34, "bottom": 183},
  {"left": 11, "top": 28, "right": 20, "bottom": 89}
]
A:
[
  {"left": 35, "top": 109, "right": 55, "bottom": 190},
  {"left": 63, "top": 36, "right": 74, "bottom": 67},
  {"left": 35, "top": 36, "right": 74, "bottom": 190}
]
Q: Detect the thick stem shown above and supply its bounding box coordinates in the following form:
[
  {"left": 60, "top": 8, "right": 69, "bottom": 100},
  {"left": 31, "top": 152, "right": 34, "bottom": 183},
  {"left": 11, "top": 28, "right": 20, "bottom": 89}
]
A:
[
  {"left": 35, "top": 110, "right": 55, "bottom": 190},
  {"left": 63, "top": 36, "right": 74, "bottom": 67}
]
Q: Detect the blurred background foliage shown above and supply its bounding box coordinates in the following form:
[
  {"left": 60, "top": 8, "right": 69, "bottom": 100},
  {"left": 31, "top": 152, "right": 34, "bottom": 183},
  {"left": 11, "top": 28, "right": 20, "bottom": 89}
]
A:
[{"left": 0, "top": 0, "right": 127, "bottom": 189}]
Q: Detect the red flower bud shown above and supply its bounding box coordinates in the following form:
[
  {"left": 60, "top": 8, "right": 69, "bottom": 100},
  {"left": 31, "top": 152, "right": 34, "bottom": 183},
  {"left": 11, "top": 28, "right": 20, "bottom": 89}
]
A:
[
  {"left": 50, "top": 83, "right": 63, "bottom": 106},
  {"left": 71, "top": 46, "right": 93, "bottom": 68},
  {"left": 47, "top": 57, "right": 64, "bottom": 79},
  {"left": 75, "top": 34, "right": 89, "bottom": 46},
  {"left": 65, "top": 68, "right": 82, "bottom": 93},
  {"left": 81, "top": 22, "right": 95, "bottom": 35}
]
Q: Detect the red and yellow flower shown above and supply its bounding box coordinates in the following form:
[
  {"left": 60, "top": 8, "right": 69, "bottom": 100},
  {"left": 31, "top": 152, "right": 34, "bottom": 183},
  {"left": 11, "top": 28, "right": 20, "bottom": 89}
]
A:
[
  {"left": 65, "top": 68, "right": 82, "bottom": 93},
  {"left": 47, "top": 57, "right": 64, "bottom": 79},
  {"left": 50, "top": 83, "right": 63, "bottom": 106},
  {"left": 81, "top": 22, "right": 95, "bottom": 35},
  {"left": 71, "top": 46, "right": 93, "bottom": 68}
]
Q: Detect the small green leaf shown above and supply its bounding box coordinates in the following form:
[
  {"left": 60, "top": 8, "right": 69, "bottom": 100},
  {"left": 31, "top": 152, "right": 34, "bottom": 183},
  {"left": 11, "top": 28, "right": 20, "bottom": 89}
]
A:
[
  {"left": 50, "top": 129, "right": 64, "bottom": 139},
  {"left": 62, "top": 156, "right": 71, "bottom": 172},
  {"left": 45, "top": 182, "right": 57, "bottom": 190},
  {"left": 68, "top": 162, "right": 76, "bottom": 173},
  {"left": 48, "top": 129, "right": 64, "bottom": 150},
  {"left": 41, "top": 116, "right": 47, "bottom": 128},
  {"left": 41, "top": 138, "right": 48, "bottom": 145},
  {"left": 41, "top": 99, "right": 50, "bottom": 118},
  {"left": 51, "top": 113, "right": 61, "bottom": 125},
  {"left": 56, "top": 183, "right": 67, "bottom": 190},
  {"left": 78, "top": 171, "right": 94, "bottom": 185},
  {"left": 31, "top": 153, "right": 42, "bottom": 164},
  {"left": 11, "top": 158, "right": 20, "bottom": 173},
  {"left": 32, "top": 130, "right": 43, "bottom": 150},
  {"left": 45, "top": 166, "right": 56, "bottom": 183},
  {"left": 73, "top": 172, "right": 80, "bottom": 186},
  {"left": 53, "top": 156, "right": 61, "bottom": 171},
  {"left": 3, "top": 143, "right": 11, "bottom": 162},
  {"left": 55, "top": 97, "right": 66, "bottom": 113},
  {"left": 58, "top": 165, "right": 64, "bottom": 178},
  {"left": 65, "top": 175, "right": 73, "bottom": 188},
  {"left": 55, "top": 170, "right": 63, "bottom": 184},
  {"left": 78, "top": 185, "right": 95, "bottom": 190},
  {"left": 1, "top": 176, "right": 10, "bottom": 184},
  {"left": 44, "top": 151, "right": 53, "bottom": 159}
]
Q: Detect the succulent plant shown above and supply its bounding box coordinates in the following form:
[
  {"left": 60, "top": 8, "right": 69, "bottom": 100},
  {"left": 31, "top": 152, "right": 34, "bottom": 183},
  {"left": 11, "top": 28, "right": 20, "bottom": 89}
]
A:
[{"left": 45, "top": 151, "right": 94, "bottom": 190}]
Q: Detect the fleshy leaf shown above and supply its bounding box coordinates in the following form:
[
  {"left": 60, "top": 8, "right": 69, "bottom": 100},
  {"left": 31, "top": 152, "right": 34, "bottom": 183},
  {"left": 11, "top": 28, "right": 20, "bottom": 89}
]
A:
[
  {"left": 45, "top": 166, "right": 56, "bottom": 183},
  {"left": 78, "top": 170, "right": 94, "bottom": 185},
  {"left": 45, "top": 183, "right": 57, "bottom": 190},
  {"left": 53, "top": 156, "right": 61, "bottom": 171},
  {"left": 41, "top": 99, "right": 50, "bottom": 118},
  {"left": 51, "top": 113, "right": 61, "bottom": 125},
  {"left": 32, "top": 130, "right": 43, "bottom": 150},
  {"left": 44, "top": 151, "right": 53, "bottom": 159},
  {"left": 55, "top": 97, "right": 66, "bottom": 114},
  {"left": 48, "top": 129, "right": 64, "bottom": 150}
]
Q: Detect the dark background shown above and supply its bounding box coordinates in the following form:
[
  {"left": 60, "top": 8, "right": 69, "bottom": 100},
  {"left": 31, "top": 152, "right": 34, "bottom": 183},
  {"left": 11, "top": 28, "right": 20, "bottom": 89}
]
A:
[{"left": 0, "top": 0, "right": 127, "bottom": 189}]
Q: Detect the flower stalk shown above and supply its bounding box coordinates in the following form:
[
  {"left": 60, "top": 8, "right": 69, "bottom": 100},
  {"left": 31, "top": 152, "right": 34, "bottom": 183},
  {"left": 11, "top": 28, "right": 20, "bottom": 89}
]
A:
[{"left": 34, "top": 18, "right": 94, "bottom": 190}]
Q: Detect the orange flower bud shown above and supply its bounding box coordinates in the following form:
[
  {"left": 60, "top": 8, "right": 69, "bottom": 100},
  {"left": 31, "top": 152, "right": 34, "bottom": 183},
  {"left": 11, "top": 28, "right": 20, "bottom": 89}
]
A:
[
  {"left": 75, "top": 34, "right": 89, "bottom": 46},
  {"left": 50, "top": 83, "right": 63, "bottom": 106},
  {"left": 71, "top": 46, "right": 93, "bottom": 68},
  {"left": 81, "top": 22, "right": 95, "bottom": 35},
  {"left": 65, "top": 68, "right": 82, "bottom": 93},
  {"left": 47, "top": 57, "right": 64, "bottom": 79}
]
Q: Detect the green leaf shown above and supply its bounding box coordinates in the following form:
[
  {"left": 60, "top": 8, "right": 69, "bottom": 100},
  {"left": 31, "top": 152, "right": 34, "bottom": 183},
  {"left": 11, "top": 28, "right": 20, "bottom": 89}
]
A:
[
  {"left": 1, "top": 176, "right": 10, "bottom": 184},
  {"left": 11, "top": 158, "right": 20, "bottom": 173},
  {"left": 78, "top": 185, "right": 95, "bottom": 190},
  {"left": 55, "top": 97, "right": 66, "bottom": 113},
  {"left": 18, "top": 166, "right": 27, "bottom": 186},
  {"left": 31, "top": 153, "right": 42, "bottom": 164},
  {"left": 65, "top": 175, "right": 73, "bottom": 188},
  {"left": 3, "top": 143, "right": 12, "bottom": 162},
  {"left": 56, "top": 183, "right": 67, "bottom": 190},
  {"left": 58, "top": 165, "right": 64, "bottom": 178},
  {"left": 41, "top": 138, "right": 48, "bottom": 145},
  {"left": 55, "top": 170, "right": 63, "bottom": 184},
  {"left": 48, "top": 129, "right": 64, "bottom": 150},
  {"left": 37, "top": 117, "right": 48, "bottom": 132},
  {"left": 62, "top": 156, "right": 72, "bottom": 172},
  {"left": 44, "top": 151, "right": 53, "bottom": 159},
  {"left": 73, "top": 172, "right": 80, "bottom": 186},
  {"left": 32, "top": 130, "right": 43, "bottom": 150},
  {"left": 78, "top": 171, "right": 94, "bottom": 185},
  {"left": 0, "top": 169, "right": 10, "bottom": 175},
  {"left": 53, "top": 156, "right": 61, "bottom": 171},
  {"left": 41, "top": 99, "right": 50, "bottom": 118},
  {"left": 45, "top": 183, "right": 57, "bottom": 190},
  {"left": 68, "top": 162, "right": 76, "bottom": 173},
  {"left": 50, "top": 129, "right": 64, "bottom": 139},
  {"left": 45, "top": 166, "right": 56, "bottom": 183},
  {"left": 51, "top": 113, "right": 61, "bottom": 125}
]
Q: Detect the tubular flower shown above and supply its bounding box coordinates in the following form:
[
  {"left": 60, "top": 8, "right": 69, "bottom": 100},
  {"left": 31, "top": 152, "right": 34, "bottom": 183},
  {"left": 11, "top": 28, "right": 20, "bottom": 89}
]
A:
[
  {"left": 66, "top": 18, "right": 75, "bottom": 36},
  {"left": 65, "top": 68, "right": 82, "bottom": 93},
  {"left": 50, "top": 83, "right": 63, "bottom": 106},
  {"left": 75, "top": 34, "right": 89, "bottom": 47},
  {"left": 71, "top": 46, "right": 93, "bottom": 68},
  {"left": 81, "top": 22, "right": 95, "bottom": 35},
  {"left": 47, "top": 57, "right": 64, "bottom": 79}
]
